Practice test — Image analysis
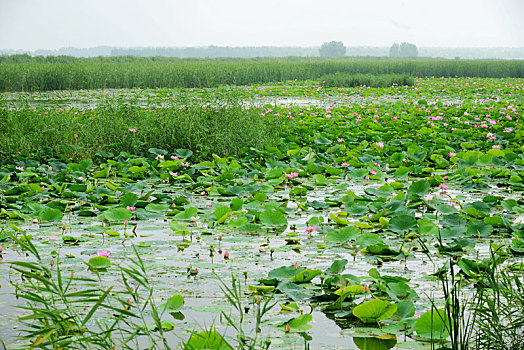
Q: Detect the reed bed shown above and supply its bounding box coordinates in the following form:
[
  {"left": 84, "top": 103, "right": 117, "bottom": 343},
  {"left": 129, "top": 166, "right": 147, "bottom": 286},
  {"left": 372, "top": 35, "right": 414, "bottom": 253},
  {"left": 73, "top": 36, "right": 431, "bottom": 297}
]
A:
[{"left": 1, "top": 56, "right": 523, "bottom": 91}]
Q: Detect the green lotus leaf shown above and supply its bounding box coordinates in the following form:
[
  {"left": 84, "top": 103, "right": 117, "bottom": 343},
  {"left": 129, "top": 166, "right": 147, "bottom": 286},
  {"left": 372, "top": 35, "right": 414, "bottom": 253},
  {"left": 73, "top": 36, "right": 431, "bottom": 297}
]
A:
[
  {"left": 259, "top": 209, "right": 288, "bottom": 226},
  {"left": 277, "top": 313, "right": 313, "bottom": 332},
  {"left": 87, "top": 256, "right": 111, "bottom": 270},
  {"left": 103, "top": 208, "right": 133, "bottom": 222},
  {"left": 290, "top": 269, "right": 321, "bottom": 283},
  {"left": 415, "top": 309, "right": 450, "bottom": 340},
  {"left": 325, "top": 226, "right": 358, "bottom": 244},
  {"left": 407, "top": 180, "right": 430, "bottom": 196},
  {"left": 353, "top": 299, "right": 397, "bottom": 323},
  {"left": 389, "top": 214, "right": 418, "bottom": 233},
  {"left": 174, "top": 207, "right": 198, "bottom": 221},
  {"left": 158, "top": 295, "right": 184, "bottom": 313}
]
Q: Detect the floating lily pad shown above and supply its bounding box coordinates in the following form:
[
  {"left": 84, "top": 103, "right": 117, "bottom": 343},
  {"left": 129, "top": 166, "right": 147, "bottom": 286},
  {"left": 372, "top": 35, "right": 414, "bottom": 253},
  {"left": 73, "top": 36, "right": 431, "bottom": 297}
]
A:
[
  {"left": 87, "top": 256, "right": 111, "bottom": 270},
  {"left": 277, "top": 313, "right": 313, "bottom": 332},
  {"left": 353, "top": 299, "right": 397, "bottom": 323},
  {"left": 259, "top": 209, "right": 288, "bottom": 226},
  {"left": 103, "top": 208, "right": 133, "bottom": 222},
  {"left": 325, "top": 226, "right": 358, "bottom": 244},
  {"left": 158, "top": 294, "right": 184, "bottom": 313}
]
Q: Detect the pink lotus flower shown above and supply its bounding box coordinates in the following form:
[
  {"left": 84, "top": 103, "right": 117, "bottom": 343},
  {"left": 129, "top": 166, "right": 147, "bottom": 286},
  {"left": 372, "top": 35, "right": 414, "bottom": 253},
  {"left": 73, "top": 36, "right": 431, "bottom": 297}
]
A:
[
  {"left": 449, "top": 152, "right": 457, "bottom": 157},
  {"left": 363, "top": 284, "right": 370, "bottom": 293},
  {"left": 305, "top": 225, "right": 318, "bottom": 234},
  {"left": 492, "top": 145, "right": 501, "bottom": 149},
  {"left": 124, "top": 220, "right": 129, "bottom": 226},
  {"left": 223, "top": 250, "right": 230, "bottom": 260},
  {"left": 129, "top": 128, "right": 137, "bottom": 133},
  {"left": 285, "top": 323, "right": 291, "bottom": 332},
  {"left": 181, "top": 162, "right": 190, "bottom": 167},
  {"left": 294, "top": 263, "right": 299, "bottom": 270},
  {"left": 285, "top": 172, "right": 299, "bottom": 179},
  {"left": 446, "top": 202, "right": 457, "bottom": 207},
  {"left": 440, "top": 184, "right": 448, "bottom": 190},
  {"left": 375, "top": 142, "right": 385, "bottom": 148},
  {"left": 95, "top": 249, "right": 110, "bottom": 257},
  {"left": 126, "top": 206, "right": 136, "bottom": 211},
  {"left": 206, "top": 201, "right": 212, "bottom": 207}
]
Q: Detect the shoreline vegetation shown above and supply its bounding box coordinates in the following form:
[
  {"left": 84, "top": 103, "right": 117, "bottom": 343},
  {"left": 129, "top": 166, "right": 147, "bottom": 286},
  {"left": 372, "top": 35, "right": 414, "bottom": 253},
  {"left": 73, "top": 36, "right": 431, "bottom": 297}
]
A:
[{"left": 1, "top": 56, "right": 523, "bottom": 92}]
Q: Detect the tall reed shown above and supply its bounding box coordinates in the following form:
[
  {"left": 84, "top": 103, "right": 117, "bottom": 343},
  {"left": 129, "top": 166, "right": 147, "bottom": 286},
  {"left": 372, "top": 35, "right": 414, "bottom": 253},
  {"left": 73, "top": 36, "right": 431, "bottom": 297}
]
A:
[{"left": 0, "top": 57, "right": 523, "bottom": 91}]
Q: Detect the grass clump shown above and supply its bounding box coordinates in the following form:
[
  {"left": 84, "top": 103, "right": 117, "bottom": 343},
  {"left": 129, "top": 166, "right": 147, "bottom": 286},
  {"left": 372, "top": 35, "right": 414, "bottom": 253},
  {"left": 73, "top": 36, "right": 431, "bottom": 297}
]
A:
[
  {"left": 6, "top": 233, "right": 174, "bottom": 349},
  {"left": 472, "top": 254, "right": 524, "bottom": 350},
  {"left": 0, "top": 95, "right": 291, "bottom": 162},
  {"left": 319, "top": 73, "right": 415, "bottom": 87}
]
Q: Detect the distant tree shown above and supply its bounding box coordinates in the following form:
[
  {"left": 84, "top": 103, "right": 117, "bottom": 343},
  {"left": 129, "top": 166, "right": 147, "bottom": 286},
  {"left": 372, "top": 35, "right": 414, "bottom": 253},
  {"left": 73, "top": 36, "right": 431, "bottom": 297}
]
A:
[
  {"left": 399, "top": 42, "right": 418, "bottom": 57},
  {"left": 390, "top": 42, "right": 418, "bottom": 57},
  {"left": 389, "top": 43, "right": 400, "bottom": 57},
  {"left": 319, "top": 41, "right": 346, "bottom": 57}
]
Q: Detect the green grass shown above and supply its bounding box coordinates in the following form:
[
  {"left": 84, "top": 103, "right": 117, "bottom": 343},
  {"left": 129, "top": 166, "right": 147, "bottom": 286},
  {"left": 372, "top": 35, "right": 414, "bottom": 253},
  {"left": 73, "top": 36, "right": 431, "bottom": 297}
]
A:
[
  {"left": 319, "top": 73, "right": 415, "bottom": 87},
  {"left": 0, "top": 95, "right": 290, "bottom": 162},
  {"left": 0, "top": 56, "right": 523, "bottom": 91}
]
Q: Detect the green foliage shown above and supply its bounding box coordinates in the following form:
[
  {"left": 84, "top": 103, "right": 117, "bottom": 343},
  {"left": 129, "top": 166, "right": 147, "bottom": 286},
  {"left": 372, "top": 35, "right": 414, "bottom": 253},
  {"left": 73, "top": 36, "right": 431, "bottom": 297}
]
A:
[
  {"left": 1, "top": 75, "right": 524, "bottom": 349},
  {"left": 259, "top": 209, "right": 288, "bottom": 226},
  {"left": 5, "top": 233, "right": 175, "bottom": 349},
  {"left": 0, "top": 57, "right": 523, "bottom": 92},
  {"left": 390, "top": 42, "right": 418, "bottom": 57},
  {"left": 472, "top": 251, "right": 524, "bottom": 350},
  {"left": 320, "top": 73, "right": 414, "bottom": 87},
  {"left": 415, "top": 309, "right": 450, "bottom": 340},
  {"left": 352, "top": 299, "right": 397, "bottom": 323},
  {"left": 319, "top": 41, "right": 347, "bottom": 57},
  {"left": 0, "top": 94, "right": 290, "bottom": 161},
  {"left": 183, "top": 330, "right": 234, "bottom": 350},
  {"left": 276, "top": 314, "right": 313, "bottom": 332}
]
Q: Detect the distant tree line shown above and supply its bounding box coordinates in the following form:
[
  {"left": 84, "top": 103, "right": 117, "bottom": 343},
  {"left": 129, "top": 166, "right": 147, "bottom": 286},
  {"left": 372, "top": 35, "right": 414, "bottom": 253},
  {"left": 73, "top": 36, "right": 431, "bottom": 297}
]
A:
[
  {"left": 2, "top": 45, "right": 524, "bottom": 59},
  {"left": 110, "top": 46, "right": 319, "bottom": 57},
  {"left": 390, "top": 42, "right": 418, "bottom": 57},
  {"left": 319, "top": 41, "right": 347, "bottom": 57}
]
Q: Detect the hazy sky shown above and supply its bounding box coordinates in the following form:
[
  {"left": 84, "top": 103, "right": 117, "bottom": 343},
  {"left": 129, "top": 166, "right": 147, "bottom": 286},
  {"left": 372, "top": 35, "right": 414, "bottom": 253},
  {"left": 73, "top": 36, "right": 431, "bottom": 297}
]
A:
[{"left": 1, "top": 0, "right": 523, "bottom": 50}]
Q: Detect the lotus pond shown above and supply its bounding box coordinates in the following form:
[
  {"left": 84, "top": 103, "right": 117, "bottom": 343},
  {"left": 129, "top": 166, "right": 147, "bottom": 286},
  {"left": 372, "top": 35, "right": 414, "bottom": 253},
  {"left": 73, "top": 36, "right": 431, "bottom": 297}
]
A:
[{"left": 0, "top": 77, "right": 524, "bottom": 349}]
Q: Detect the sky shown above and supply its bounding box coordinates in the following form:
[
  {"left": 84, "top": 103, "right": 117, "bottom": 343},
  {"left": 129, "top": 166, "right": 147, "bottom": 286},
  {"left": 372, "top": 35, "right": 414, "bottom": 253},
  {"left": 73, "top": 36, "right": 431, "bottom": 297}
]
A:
[{"left": 1, "top": 0, "right": 523, "bottom": 50}]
